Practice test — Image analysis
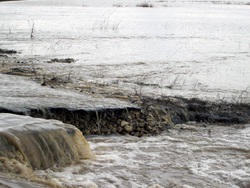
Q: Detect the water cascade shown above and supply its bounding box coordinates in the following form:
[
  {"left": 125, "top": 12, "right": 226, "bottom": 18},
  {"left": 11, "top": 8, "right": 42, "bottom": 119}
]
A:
[{"left": 0, "top": 113, "right": 95, "bottom": 175}]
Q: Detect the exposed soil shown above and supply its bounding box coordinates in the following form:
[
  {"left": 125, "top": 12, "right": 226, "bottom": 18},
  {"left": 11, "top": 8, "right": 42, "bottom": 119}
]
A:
[
  {"left": 0, "top": 49, "right": 249, "bottom": 136},
  {"left": 1, "top": 96, "right": 249, "bottom": 137}
]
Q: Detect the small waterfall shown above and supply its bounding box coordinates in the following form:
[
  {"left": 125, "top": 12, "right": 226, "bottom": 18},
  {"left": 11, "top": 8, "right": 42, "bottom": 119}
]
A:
[{"left": 0, "top": 113, "right": 95, "bottom": 175}]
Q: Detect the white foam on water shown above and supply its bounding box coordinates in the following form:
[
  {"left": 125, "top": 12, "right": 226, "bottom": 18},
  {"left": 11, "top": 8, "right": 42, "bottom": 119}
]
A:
[{"left": 31, "top": 124, "right": 250, "bottom": 187}]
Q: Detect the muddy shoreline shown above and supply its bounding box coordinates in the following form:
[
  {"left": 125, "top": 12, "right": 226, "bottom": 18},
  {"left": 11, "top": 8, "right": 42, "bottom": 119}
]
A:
[{"left": 1, "top": 48, "right": 250, "bottom": 136}]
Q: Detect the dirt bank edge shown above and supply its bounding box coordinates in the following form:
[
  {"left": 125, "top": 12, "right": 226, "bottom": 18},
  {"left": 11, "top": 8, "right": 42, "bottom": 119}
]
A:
[{"left": 1, "top": 97, "right": 249, "bottom": 137}]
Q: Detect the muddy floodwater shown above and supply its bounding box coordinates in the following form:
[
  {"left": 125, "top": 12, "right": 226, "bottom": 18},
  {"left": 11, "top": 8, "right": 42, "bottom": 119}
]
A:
[
  {"left": 0, "top": 0, "right": 250, "bottom": 187},
  {"left": 33, "top": 123, "right": 249, "bottom": 188}
]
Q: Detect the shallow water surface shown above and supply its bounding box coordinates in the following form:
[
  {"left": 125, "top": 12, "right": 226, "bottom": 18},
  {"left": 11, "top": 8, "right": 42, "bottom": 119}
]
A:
[
  {"left": 38, "top": 123, "right": 250, "bottom": 188},
  {"left": 0, "top": 1, "right": 250, "bottom": 101}
]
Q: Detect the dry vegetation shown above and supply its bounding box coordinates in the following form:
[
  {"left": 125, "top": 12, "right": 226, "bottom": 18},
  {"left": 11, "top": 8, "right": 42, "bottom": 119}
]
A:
[{"left": 136, "top": 2, "right": 154, "bottom": 7}]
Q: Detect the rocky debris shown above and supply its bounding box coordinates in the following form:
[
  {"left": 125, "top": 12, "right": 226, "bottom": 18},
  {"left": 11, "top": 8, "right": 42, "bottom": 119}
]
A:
[
  {"left": 1, "top": 94, "right": 250, "bottom": 137},
  {"left": 124, "top": 124, "right": 133, "bottom": 133},
  {"left": 0, "top": 107, "right": 172, "bottom": 137},
  {"left": 47, "top": 58, "right": 76, "bottom": 63},
  {"left": 0, "top": 95, "right": 249, "bottom": 137},
  {"left": 0, "top": 49, "right": 17, "bottom": 55},
  {"left": 121, "top": 120, "right": 129, "bottom": 127}
]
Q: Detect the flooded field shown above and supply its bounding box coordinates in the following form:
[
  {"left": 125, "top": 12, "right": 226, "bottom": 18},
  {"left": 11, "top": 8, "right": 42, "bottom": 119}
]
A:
[
  {"left": 0, "top": 0, "right": 250, "bottom": 102},
  {"left": 0, "top": 0, "right": 250, "bottom": 187}
]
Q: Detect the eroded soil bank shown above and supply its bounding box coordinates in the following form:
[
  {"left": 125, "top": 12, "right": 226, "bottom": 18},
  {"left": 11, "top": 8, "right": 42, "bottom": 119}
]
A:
[
  {"left": 1, "top": 97, "right": 249, "bottom": 137},
  {"left": 0, "top": 48, "right": 249, "bottom": 136}
]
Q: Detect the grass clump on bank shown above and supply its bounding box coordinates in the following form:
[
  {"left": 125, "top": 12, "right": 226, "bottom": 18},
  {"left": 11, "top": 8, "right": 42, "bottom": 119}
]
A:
[{"left": 136, "top": 2, "right": 154, "bottom": 8}]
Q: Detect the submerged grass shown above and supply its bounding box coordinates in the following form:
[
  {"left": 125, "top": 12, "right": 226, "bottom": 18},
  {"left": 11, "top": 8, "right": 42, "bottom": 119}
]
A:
[{"left": 136, "top": 2, "right": 154, "bottom": 8}]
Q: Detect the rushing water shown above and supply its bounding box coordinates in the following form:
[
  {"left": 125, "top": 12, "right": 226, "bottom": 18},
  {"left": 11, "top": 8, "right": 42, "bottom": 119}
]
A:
[
  {"left": 0, "top": 1, "right": 249, "bottom": 187},
  {"left": 0, "top": 113, "right": 95, "bottom": 188},
  {"left": 34, "top": 123, "right": 250, "bottom": 188}
]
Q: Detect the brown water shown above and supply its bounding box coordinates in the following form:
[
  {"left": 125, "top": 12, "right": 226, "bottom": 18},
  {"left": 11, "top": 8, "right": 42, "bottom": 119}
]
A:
[
  {"left": 0, "top": 113, "right": 95, "bottom": 187},
  {"left": 34, "top": 123, "right": 250, "bottom": 188},
  {"left": 0, "top": 114, "right": 249, "bottom": 187}
]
